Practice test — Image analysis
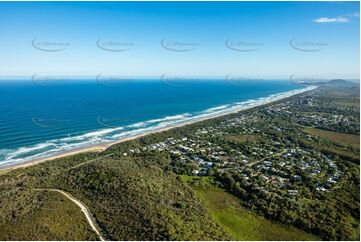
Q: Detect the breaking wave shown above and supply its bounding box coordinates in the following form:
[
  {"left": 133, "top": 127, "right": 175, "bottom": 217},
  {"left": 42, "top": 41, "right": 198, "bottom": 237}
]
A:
[{"left": 0, "top": 85, "right": 316, "bottom": 168}]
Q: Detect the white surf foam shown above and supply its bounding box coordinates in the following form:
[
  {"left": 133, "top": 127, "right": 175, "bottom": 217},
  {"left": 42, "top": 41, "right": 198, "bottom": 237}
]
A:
[
  {"left": 0, "top": 85, "right": 317, "bottom": 169},
  {"left": 126, "top": 113, "right": 192, "bottom": 128}
]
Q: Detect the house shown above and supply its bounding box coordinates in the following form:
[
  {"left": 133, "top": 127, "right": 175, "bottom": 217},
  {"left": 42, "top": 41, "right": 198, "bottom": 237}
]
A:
[
  {"left": 191, "top": 170, "right": 199, "bottom": 176},
  {"left": 316, "top": 186, "right": 327, "bottom": 192},
  {"left": 293, "top": 175, "right": 302, "bottom": 181},
  {"left": 206, "top": 162, "right": 213, "bottom": 167},
  {"left": 287, "top": 190, "right": 299, "bottom": 196}
]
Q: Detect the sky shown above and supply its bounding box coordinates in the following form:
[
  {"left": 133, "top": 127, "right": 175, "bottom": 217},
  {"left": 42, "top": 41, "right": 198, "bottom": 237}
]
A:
[{"left": 0, "top": 1, "right": 359, "bottom": 80}]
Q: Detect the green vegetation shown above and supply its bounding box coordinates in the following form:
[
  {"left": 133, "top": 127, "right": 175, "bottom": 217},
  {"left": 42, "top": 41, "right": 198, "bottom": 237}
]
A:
[
  {"left": 0, "top": 153, "right": 230, "bottom": 240},
  {"left": 305, "top": 127, "right": 359, "bottom": 149},
  {"left": 300, "top": 128, "right": 359, "bottom": 164},
  {"left": 0, "top": 189, "right": 97, "bottom": 240},
  {"left": 0, "top": 85, "right": 359, "bottom": 240},
  {"left": 224, "top": 134, "right": 259, "bottom": 144},
  {"left": 181, "top": 176, "right": 319, "bottom": 241},
  {"left": 333, "top": 99, "right": 360, "bottom": 108}
]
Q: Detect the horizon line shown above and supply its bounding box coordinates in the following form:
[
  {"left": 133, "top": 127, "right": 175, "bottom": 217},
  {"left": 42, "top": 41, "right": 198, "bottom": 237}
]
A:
[{"left": 0, "top": 75, "right": 359, "bottom": 81}]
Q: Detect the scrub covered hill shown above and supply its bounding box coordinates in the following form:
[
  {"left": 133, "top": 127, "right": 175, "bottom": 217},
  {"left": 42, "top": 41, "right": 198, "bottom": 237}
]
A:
[{"left": 0, "top": 152, "right": 231, "bottom": 241}]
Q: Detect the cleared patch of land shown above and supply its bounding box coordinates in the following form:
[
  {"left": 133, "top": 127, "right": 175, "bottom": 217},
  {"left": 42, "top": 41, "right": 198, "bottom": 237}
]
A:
[
  {"left": 181, "top": 176, "right": 319, "bottom": 241},
  {"left": 224, "top": 134, "right": 258, "bottom": 143},
  {"left": 332, "top": 99, "right": 360, "bottom": 107},
  {"left": 305, "top": 127, "right": 359, "bottom": 149}
]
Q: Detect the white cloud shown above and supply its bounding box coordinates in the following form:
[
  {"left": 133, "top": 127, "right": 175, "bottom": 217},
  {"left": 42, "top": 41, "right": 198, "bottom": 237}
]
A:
[
  {"left": 314, "top": 17, "right": 349, "bottom": 23},
  {"left": 346, "top": 12, "right": 360, "bottom": 18},
  {"left": 313, "top": 12, "right": 359, "bottom": 23}
]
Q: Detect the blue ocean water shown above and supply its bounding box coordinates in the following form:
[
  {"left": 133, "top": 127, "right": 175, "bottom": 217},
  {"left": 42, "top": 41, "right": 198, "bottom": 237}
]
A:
[{"left": 0, "top": 79, "right": 306, "bottom": 167}]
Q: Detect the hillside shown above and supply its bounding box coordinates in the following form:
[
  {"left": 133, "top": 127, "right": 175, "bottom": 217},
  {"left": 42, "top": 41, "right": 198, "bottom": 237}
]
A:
[
  {"left": 0, "top": 152, "right": 231, "bottom": 240},
  {"left": 325, "top": 79, "right": 359, "bottom": 88}
]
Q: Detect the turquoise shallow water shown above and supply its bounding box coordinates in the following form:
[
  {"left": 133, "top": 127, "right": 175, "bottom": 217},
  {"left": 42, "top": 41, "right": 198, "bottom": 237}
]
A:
[{"left": 0, "top": 79, "right": 306, "bottom": 167}]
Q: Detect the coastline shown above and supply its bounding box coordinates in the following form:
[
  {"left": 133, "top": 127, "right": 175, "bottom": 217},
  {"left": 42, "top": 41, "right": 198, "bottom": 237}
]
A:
[{"left": 0, "top": 85, "right": 317, "bottom": 172}]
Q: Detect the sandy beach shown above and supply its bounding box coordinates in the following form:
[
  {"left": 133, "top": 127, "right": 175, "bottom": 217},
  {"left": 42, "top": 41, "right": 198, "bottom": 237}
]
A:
[{"left": 0, "top": 85, "right": 317, "bottom": 172}]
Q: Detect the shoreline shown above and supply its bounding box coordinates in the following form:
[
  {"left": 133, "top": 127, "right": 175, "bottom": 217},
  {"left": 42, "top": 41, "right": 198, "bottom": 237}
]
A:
[{"left": 0, "top": 85, "right": 317, "bottom": 172}]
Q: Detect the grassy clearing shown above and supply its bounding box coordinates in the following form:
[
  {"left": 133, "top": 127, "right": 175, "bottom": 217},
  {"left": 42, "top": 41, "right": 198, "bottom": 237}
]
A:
[
  {"left": 332, "top": 99, "right": 360, "bottom": 107},
  {"left": 305, "top": 127, "right": 360, "bottom": 149},
  {"left": 181, "top": 175, "right": 319, "bottom": 241},
  {"left": 318, "top": 87, "right": 360, "bottom": 98},
  {"left": 225, "top": 134, "right": 258, "bottom": 144}
]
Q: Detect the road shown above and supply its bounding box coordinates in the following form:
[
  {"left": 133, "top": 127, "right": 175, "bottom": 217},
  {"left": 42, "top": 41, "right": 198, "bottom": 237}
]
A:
[
  {"left": 35, "top": 189, "right": 106, "bottom": 241},
  {"left": 66, "top": 153, "right": 114, "bottom": 171}
]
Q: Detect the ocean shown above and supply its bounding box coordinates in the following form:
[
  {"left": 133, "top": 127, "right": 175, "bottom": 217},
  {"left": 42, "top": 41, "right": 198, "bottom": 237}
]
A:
[{"left": 0, "top": 79, "right": 311, "bottom": 168}]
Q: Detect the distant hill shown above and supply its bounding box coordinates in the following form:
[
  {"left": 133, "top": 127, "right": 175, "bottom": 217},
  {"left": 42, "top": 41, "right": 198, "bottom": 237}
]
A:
[
  {"left": 291, "top": 77, "right": 359, "bottom": 87},
  {"left": 325, "top": 79, "right": 359, "bottom": 88}
]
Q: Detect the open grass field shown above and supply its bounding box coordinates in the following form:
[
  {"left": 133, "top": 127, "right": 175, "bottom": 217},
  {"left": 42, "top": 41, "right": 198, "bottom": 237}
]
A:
[
  {"left": 224, "top": 134, "right": 259, "bottom": 144},
  {"left": 332, "top": 99, "right": 360, "bottom": 108},
  {"left": 181, "top": 176, "right": 319, "bottom": 241},
  {"left": 0, "top": 189, "right": 98, "bottom": 240},
  {"left": 317, "top": 87, "right": 360, "bottom": 98},
  {"left": 305, "top": 127, "right": 360, "bottom": 149}
]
